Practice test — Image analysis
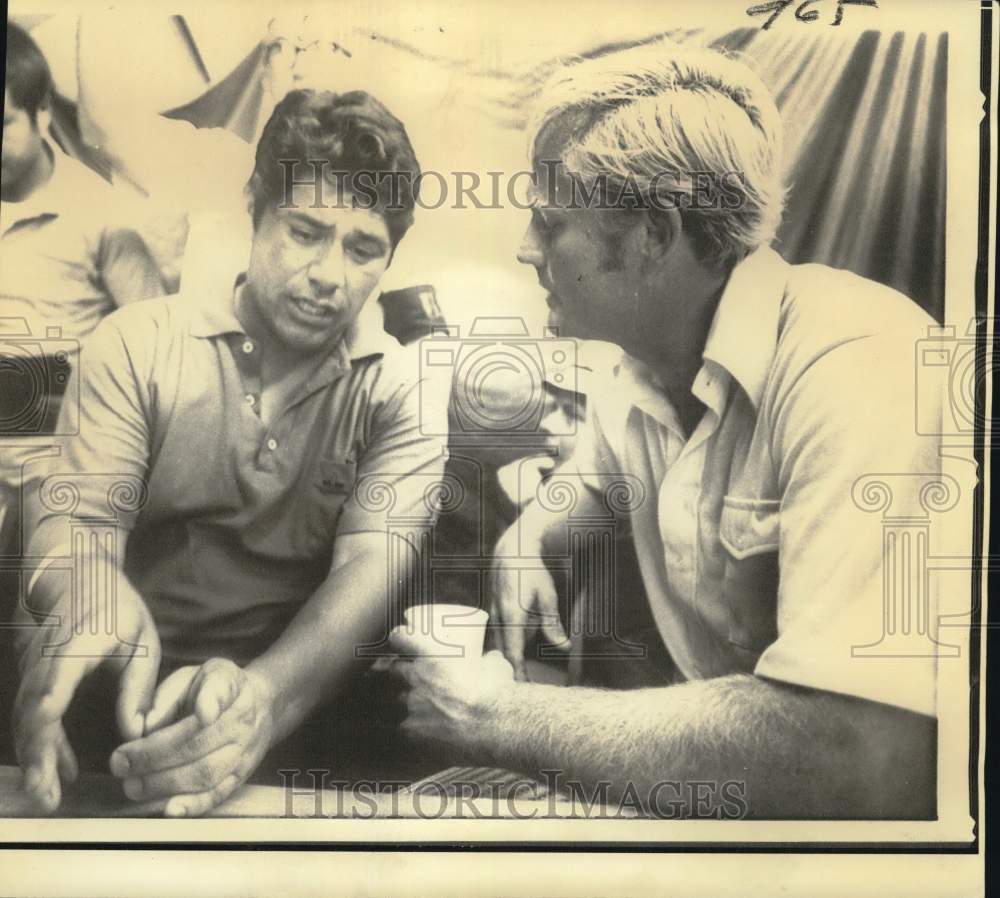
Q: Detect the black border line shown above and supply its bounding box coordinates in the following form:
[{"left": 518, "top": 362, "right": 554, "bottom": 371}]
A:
[{"left": 0, "top": 0, "right": 994, "bottom": 858}]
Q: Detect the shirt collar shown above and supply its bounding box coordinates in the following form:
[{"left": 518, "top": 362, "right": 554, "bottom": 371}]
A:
[
  {"left": 701, "top": 246, "right": 788, "bottom": 410},
  {"left": 189, "top": 272, "right": 399, "bottom": 362},
  {"left": 609, "top": 246, "right": 787, "bottom": 428}
]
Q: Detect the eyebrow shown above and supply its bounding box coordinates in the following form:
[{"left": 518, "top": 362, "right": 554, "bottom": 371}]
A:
[
  {"left": 282, "top": 209, "right": 390, "bottom": 250},
  {"left": 285, "top": 211, "right": 332, "bottom": 231},
  {"left": 345, "top": 231, "right": 390, "bottom": 254}
]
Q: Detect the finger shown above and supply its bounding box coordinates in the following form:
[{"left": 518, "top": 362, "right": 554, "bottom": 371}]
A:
[
  {"left": 498, "top": 611, "right": 528, "bottom": 678},
  {"left": 124, "top": 741, "right": 243, "bottom": 802},
  {"left": 113, "top": 673, "right": 257, "bottom": 778},
  {"left": 163, "top": 772, "right": 242, "bottom": 818},
  {"left": 539, "top": 612, "right": 571, "bottom": 650},
  {"left": 109, "top": 713, "right": 202, "bottom": 778},
  {"left": 388, "top": 625, "right": 431, "bottom": 657},
  {"left": 56, "top": 731, "right": 79, "bottom": 785},
  {"left": 116, "top": 622, "right": 162, "bottom": 741},
  {"left": 193, "top": 665, "right": 240, "bottom": 728},
  {"left": 142, "top": 667, "right": 200, "bottom": 735},
  {"left": 368, "top": 653, "right": 397, "bottom": 673},
  {"left": 385, "top": 655, "right": 417, "bottom": 686},
  {"left": 18, "top": 725, "right": 62, "bottom": 812}
]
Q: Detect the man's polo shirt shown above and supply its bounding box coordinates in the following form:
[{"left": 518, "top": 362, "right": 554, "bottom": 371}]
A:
[
  {"left": 564, "top": 248, "right": 940, "bottom": 717},
  {"left": 27, "top": 279, "right": 449, "bottom": 666},
  {"left": 0, "top": 144, "right": 162, "bottom": 346}
]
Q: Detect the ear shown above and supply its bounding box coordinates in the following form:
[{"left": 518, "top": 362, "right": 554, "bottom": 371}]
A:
[{"left": 637, "top": 206, "right": 682, "bottom": 273}]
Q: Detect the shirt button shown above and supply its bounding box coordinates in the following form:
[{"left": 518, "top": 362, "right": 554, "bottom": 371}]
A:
[
  {"left": 242, "top": 340, "right": 255, "bottom": 354},
  {"left": 245, "top": 393, "right": 256, "bottom": 407},
  {"left": 266, "top": 437, "right": 278, "bottom": 451}
]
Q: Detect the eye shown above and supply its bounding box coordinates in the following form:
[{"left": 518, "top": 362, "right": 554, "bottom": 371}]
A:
[
  {"left": 345, "top": 239, "right": 387, "bottom": 264},
  {"left": 289, "top": 225, "right": 321, "bottom": 245},
  {"left": 534, "top": 208, "right": 564, "bottom": 238}
]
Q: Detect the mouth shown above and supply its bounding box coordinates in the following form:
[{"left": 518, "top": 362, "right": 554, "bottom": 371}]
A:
[{"left": 289, "top": 295, "right": 338, "bottom": 322}]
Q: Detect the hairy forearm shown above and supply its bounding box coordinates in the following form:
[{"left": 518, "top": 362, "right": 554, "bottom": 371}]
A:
[
  {"left": 463, "top": 675, "right": 935, "bottom": 818},
  {"left": 247, "top": 544, "right": 391, "bottom": 743}
]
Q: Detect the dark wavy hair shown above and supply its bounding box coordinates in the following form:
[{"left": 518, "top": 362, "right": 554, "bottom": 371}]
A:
[
  {"left": 5, "top": 22, "right": 53, "bottom": 123},
  {"left": 247, "top": 89, "right": 421, "bottom": 248}
]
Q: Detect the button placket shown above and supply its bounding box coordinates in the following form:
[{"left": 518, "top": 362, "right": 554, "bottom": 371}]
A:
[{"left": 231, "top": 335, "right": 262, "bottom": 419}]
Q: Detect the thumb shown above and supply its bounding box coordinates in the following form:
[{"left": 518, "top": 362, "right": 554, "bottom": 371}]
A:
[
  {"left": 539, "top": 613, "right": 571, "bottom": 651},
  {"left": 115, "top": 625, "right": 161, "bottom": 742},
  {"left": 193, "top": 664, "right": 240, "bottom": 728},
  {"left": 142, "top": 666, "right": 199, "bottom": 735}
]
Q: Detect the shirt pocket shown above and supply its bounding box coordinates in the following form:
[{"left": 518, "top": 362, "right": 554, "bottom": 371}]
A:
[
  {"left": 718, "top": 496, "right": 780, "bottom": 652},
  {"left": 298, "top": 457, "right": 359, "bottom": 553}
]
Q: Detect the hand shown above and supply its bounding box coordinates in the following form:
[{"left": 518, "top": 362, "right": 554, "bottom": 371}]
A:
[
  {"left": 13, "top": 588, "right": 161, "bottom": 812},
  {"left": 390, "top": 626, "right": 515, "bottom": 756},
  {"left": 109, "top": 658, "right": 275, "bottom": 817},
  {"left": 487, "top": 531, "right": 569, "bottom": 680}
]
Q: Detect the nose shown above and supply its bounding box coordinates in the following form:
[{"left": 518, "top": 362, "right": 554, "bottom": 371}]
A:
[
  {"left": 516, "top": 219, "right": 545, "bottom": 269},
  {"left": 308, "top": 244, "right": 345, "bottom": 296}
]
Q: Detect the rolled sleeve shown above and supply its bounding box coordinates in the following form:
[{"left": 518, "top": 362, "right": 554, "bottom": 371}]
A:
[{"left": 755, "top": 327, "right": 942, "bottom": 717}]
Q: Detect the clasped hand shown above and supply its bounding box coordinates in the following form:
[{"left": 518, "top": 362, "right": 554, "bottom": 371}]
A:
[
  {"left": 15, "top": 586, "right": 274, "bottom": 816},
  {"left": 109, "top": 658, "right": 275, "bottom": 817}
]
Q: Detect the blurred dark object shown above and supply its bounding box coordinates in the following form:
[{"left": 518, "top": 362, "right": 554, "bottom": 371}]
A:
[
  {"left": 378, "top": 285, "right": 446, "bottom": 346},
  {"left": 0, "top": 353, "right": 71, "bottom": 436}
]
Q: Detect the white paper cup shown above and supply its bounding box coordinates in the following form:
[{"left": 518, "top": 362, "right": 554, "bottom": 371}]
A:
[{"left": 402, "top": 604, "right": 489, "bottom": 660}]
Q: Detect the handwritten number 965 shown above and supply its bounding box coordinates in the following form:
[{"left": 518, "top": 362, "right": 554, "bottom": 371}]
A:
[{"left": 747, "top": 0, "right": 878, "bottom": 30}]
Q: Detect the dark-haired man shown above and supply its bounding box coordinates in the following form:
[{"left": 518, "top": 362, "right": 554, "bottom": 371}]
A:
[{"left": 14, "top": 89, "right": 447, "bottom": 816}]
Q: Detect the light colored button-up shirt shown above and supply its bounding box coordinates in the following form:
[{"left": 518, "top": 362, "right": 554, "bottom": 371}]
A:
[
  {"left": 565, "top": 248, "right": 940, "bottom": 716},
  {"left": 0, "top": 143, "right": 163, "bottom": 346},
  {"left": 26, "top": 273, "right": 449, "bottom": 666}
]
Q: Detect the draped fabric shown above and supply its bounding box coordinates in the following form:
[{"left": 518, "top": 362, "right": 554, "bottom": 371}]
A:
[{"left": 15, "top": 16, "right": 947, "bottom": 319}]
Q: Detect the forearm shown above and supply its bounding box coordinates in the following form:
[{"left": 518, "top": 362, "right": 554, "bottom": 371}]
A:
[
  {"left": 462, "top": 674, "right": 935, "bottom": 818},
  {"left": 17, "top": 539, "right": 141, "bottom": 657},
  {"left": 246, "top": 545, "right": 390, "bottom": 744},
  {"left": 102, "top": 228, "right": 165, "bottom": 306}
]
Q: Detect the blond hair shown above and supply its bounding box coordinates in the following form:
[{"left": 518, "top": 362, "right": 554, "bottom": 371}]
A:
[{"left": 530, "top": 41, "right": 785, "bottom": 269}]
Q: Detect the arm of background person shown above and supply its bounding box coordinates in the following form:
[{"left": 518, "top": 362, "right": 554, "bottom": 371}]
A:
[
  {"left": 488, "top": 390, "right": 625, "bottom": 672},
  {"left": 99, "top": 227, "right": 166, "bottom": 305}
]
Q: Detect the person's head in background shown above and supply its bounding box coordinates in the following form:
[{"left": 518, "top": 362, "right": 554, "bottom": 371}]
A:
[
  {"left": 2, "top": 22, "right": 55, "bottom": 202},
  {"left": 261, "top": 14, "right": 356, "bottom": 109},
  {"left": 240, "top": 88, "right": 421, "bottom": 358},
  {"left": 517, "top": 41, "right": 785, "bottom": 357}
]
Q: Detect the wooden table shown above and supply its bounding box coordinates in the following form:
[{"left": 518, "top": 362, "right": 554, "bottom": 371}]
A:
[{"left": 0, "top": 764, "right": 584, "bottom": 819}]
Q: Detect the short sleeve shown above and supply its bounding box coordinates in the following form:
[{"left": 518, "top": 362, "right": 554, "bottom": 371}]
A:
[
  {"left": 25, "top": 316, "right": 151, "bottom": 561},
  {"left": 755, "top": 325, "right": 942, "bottom": 717},
  {"left": 335, "top": 352, "right": 449, "bottom": 535}
]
